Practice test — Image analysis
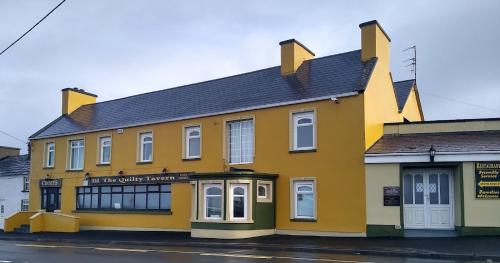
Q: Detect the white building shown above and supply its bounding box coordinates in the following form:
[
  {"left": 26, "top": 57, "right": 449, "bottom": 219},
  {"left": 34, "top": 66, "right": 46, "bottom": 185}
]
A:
[{"left": 0, "top": 147, "right": 30, "bottom": 229}]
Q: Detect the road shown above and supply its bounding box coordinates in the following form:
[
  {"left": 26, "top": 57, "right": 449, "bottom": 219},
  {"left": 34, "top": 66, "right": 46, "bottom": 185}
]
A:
[{"left": 0, "top": 240, "right": 483, "bottom": 263}]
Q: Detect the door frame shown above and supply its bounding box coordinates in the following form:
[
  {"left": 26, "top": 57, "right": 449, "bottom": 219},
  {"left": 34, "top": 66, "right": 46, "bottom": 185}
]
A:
[
  {"left": 402, "top": 168, "right": 454, "bottom": 230},
  {"left": 41, "top": 187, "right": 61, "bottom": 212}
]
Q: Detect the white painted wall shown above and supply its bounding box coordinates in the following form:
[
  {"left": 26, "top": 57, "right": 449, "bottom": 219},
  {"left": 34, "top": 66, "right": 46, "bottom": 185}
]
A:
[{"left": 0, "top": 175, "right": 29, "bottom": 229}]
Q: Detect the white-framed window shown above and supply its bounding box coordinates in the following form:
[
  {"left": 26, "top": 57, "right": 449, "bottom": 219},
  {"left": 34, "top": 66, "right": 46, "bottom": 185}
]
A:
[
  {"left": 204, "top": 184, "right": 222, "bottom": 219},
  {"left": 230, "top": 184, "right": 248, "bottom": 220},
  {"left": 21, "top": 199, "right": 29, "bottom": 211},
  {"left": 228, "top": 119, "right": 254, "bottom": 164},
  {"left": 258, "top": 184, "right": 268, "bottom": 199},
  {"left": 293, "top": 180, "right": 315, "bottom": 219},
  {"left": 185, "top": 126, "right": 201, "bottom": 159},
  {"left": 23, "top": 176, "right": 29, "bottom": 192},
  {"left": 292, "top": 111, "right": 315, "bottom": 150},
  {"left": 99, "top": 136, "right": 112, "bottom": 164},
  {"left": 45, "top": 142, "right": 55, "bottom": 167},
  {"left": 69, "top": 139, "right": 85, "bottom": 170},
  {"left": 139, "top": 132, "right": 153, "bottom": 162}
]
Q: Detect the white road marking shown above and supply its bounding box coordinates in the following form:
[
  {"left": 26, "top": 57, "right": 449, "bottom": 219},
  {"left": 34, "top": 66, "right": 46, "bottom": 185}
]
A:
[
  {"left": 93, "top": 247, "right": 149, "bottom": 253},
  {"left": 0, "top": 260, "right": 12, "bottom": 263},
  {"left": 15, "top": 244, "right": 58, "bottom": 248},
  {"left": 275, "top": 256, "right": 376, "bottom": 263},
  {"left": 200, "top": 252, "right": 273, "bottom": 259}
]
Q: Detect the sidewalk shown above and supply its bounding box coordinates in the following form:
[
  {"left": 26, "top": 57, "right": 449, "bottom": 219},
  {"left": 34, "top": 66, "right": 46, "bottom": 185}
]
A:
[{"left": 0, "top": 230, "right": 499, "bottom": 261}]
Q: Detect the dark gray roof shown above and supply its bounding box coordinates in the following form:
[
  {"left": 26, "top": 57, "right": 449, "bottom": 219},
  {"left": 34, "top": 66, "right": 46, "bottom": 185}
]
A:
[
  {"left": 393, "top": 79, "right": 415, "bottom": 111},
  {"left": 366, "top": 131, "right": 500, "bottom": 154},
  {"left": 0, "top": 155, "right": 30, "bottom": 177},
  {"left": 31, "top": 50, "right": 377, "bottom": 139}
]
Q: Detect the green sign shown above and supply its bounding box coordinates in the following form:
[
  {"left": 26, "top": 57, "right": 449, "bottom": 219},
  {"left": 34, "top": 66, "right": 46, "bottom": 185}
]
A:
[{"left": 475, "top": 162, "right": 500, "bottom": 199}]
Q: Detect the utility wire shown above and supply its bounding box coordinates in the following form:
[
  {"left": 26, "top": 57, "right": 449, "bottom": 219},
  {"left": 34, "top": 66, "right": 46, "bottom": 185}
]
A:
[
  {"left": 420, "top": 91, "right": 500, "bottom": 114},
  {"left": 0, "top": 129, "right": 27, "bottom": 144},
  {"left": 0, "top": 0, "right": 67, "bottom": 57}
]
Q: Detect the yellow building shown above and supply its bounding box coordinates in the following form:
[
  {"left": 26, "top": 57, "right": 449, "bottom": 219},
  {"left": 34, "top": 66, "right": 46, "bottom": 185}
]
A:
[{"left": 5, "top": 20, "right": 423, "bottom": 238}]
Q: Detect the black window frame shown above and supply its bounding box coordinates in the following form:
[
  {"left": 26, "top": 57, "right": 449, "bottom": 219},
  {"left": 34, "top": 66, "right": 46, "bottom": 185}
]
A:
[{"left": 76, "top": 184, "right": 172, "bottom": 212}]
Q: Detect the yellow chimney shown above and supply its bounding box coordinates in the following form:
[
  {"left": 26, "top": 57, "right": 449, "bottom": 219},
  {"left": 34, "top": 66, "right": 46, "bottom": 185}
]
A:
[
  {"left": 61, "top": 88, "right": 97, "bottom": 115},
  {"left": 359, "top": 20, "right": 391, "bottom": 69},
  {"left": 279, "top": 39, "right": 315, "bottom": 76}
]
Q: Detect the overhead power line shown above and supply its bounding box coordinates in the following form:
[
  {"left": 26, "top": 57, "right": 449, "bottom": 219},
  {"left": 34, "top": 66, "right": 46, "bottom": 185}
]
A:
[
  {"left": 420, "top": 91, "right": 500, "bottom": 114},
  {"left": 0, "top": 0, "right": 67, "bottom": 57},
  {"left": 0, "top": 129, "right": 27, "bottom": 144}
]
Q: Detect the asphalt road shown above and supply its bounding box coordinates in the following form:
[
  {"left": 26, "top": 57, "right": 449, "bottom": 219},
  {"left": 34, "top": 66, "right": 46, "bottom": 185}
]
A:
[{"left": 0, "top": 240, "right": 487, "bottom": 263}]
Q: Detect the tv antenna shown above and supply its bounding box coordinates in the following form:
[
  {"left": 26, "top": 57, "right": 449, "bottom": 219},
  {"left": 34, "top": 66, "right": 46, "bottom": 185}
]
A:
[{"left": 403, "top": 45, "right": 416, "bottom": 80}]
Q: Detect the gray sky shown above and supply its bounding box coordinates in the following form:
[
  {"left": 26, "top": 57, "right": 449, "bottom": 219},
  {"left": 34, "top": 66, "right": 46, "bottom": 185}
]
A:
[{"left": 1, "top": 0, "right": 500, "bottom": 153}]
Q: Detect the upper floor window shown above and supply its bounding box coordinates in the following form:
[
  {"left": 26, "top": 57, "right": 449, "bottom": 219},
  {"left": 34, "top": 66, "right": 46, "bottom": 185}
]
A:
[
  {"left": 23, "top": 176, "right": 29, "bottom": 192},
  {"left": 69, "top": 139, "right": 85, "bottom": 170},
  {"left": 204, "top": 184, "right": 222, "bottom": 220},
  {"left": 139, "top": 132, "right": 153, "bottom": 162},
  {"left": 185, "top": 126, "right": 201, "bottom": 159},
  {"left": 228, "top": 119, "right": 254, "bottom": 164},
  {"left": 292, "top": 111, "right": 315, "bottom": 150},
  {"left": 99, "top": 136, "right": 112, "bottom": 164},
  {"left": 45, "top": 142, "right": 55, "bottom": 167}
]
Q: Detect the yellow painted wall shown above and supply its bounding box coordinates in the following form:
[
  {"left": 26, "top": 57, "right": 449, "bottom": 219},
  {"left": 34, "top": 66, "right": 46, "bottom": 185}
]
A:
[
  {"left": 30, "top": 97, "right": 368, "bottom": 234},
  {"left": 462, "top": 162, "right": 500, "bottom": 227},
  {"left": 62, "top": 90, "right": 96, "bottom": 115},
  {"left": 365, "top": 164, "right": 400, "bottom": 225},
  {"left": 400, "top": 89, "right": 423, "bottom": 122}
]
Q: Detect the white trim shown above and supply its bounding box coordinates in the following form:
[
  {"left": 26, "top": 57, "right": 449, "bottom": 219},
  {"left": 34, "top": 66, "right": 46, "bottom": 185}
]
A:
[
  {"left": 229, "top": 184, "right": 248, "bottom": 221},
  {"left": 365, "top": 151, "right": 500, "bottom": 163},
  {"left": 80, "top": 225, "right": 190, "bottom": 232},
  {"left": 31, "top": 92, "right": 359, "bottom": 140},
  {"left": 204, "top": 183, "right": 223, "bottom": 220},
  {"left": 276, "top": 229, "right": 366, "bottom": 237},
  {"left": 68, "top": 139, "right": 85, "bottom": 170},
  {"left": 138, "top": 132, "right": 153, "bottom": 162},
  {"left": 98, "top": 136, "right": 112, "bottom": 164},
  {"left": 292, "top": 111, "right": 316, "bottom": 151},
  {"left": 227, "top": 118, "right": 254, "bottom": 165},
  {"left": 185, "top": 126, "right": 201, "bottom": 159},
  {"left": 45, "top": 142, "right": 55, "bottom": 168}
]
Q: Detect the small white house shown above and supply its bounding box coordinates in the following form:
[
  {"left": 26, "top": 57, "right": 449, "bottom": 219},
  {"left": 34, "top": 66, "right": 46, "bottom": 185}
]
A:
[{"left": 0, "top": 148, "right": 30, "bottom": 229}]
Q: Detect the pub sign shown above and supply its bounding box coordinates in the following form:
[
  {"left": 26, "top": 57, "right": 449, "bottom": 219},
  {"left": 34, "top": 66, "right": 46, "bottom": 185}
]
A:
[
  {"left": 39, "top": 178, "right": 62, "bottom": 188},
  {"left": 475, "top": 162, "right": 500, "bottom": 199},
  {"left": 383, "top": 186, "right": 400, "bottom": 206},
  {"left": 87, "top": 173, "right": 191, "bottom": 186}
]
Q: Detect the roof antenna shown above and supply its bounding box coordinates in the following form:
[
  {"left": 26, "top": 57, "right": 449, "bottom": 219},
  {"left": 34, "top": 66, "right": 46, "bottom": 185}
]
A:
[{"left": 403, "top": 45, "right": 416, "bottom": 81}]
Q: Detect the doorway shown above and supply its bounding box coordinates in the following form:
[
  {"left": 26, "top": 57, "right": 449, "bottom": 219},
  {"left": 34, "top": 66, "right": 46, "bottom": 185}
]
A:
[
  {"left": 41, "top": 187, "right": 61, "bottom": 212},
  {"left": 403, "top": 169, "right": 454, "bottom": 229}
]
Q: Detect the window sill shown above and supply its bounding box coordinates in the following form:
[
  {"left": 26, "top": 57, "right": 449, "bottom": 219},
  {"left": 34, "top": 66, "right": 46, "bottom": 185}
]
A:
[
  {"left": 43, "top": 167, "right": 54, "bottom": 170},
  {"left": 289, "top": 149, "right": 317, "bottom": 154},
  {"left": 72, "top": 209, "right": 172, "bottom": 215},
  {"left": 96, "top": 163, "right": 111, "bottom": 166},
  {"left": 182, "top": 157, "right": 201, "bottom": 162},
  {"left": 66, "top": 169, "right": 84, "bottom": 172},
  {"left": 291, "top": 218, "right": 317, "bottom": 222},
  {"left": 136, "top": 161, "right": 153, "bottom": 165},
  {"left": 21, "top": 190, "right": 29, "bottom": 193}
]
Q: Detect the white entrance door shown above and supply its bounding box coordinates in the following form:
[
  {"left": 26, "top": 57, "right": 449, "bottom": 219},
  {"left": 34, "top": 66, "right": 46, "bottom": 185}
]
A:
[
  {"left": 0, "top": 199, "right": 5, "bottom": 229},
  {"left": 403, "top": 169, "right": 454, "bottom": 229}
]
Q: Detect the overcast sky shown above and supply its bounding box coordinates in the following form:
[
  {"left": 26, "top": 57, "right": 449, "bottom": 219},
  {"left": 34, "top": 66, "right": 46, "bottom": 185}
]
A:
[{"left": 1, "top": 1, "right": 500, "bottom": 153}]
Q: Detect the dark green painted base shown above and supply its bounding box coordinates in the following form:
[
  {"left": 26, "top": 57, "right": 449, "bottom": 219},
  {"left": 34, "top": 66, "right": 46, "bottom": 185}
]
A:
[
  {"left": 456, "top": 226, "right": 500, "bottom": 236},
  {"left": 366, "top": 225, "right": 404, "bottom": 237}
]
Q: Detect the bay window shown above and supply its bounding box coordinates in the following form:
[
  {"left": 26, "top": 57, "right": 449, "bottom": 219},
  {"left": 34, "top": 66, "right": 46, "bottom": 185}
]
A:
[
  {"left": 204, "top": 184, "right": 222, "bottom": 219},
  {"left": 230, "top": 184, "right": 248, "bottom": 220}
]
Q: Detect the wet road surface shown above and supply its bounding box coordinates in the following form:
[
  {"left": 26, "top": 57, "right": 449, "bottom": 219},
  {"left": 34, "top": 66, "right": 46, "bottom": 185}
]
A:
[{"left": 0, "top": 240, "right": 490, "bottom": 263}]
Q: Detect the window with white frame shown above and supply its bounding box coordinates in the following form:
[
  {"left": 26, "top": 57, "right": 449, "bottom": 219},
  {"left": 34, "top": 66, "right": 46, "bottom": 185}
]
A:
[
  {"left": 230, "top": 184, "right": 248, "bottom": 220},
  {"left": 45, "top": 142, "right": 55, "bottom": 167},
  {"left": 228, "top": 119, "right": 254, "bottom": 164},
  {"left": 21, "top": 199, "right": 29, "bottom": 211},
  {"left": 292, "top": 111, "right": 315, "bottom": 150},
  {"left": 204, "top": 184, "right": 222, "bottom": 219},
  {"left": 99, "top": 136, "right": 112, "bottom": 164},
  {"left": 139, "top": 132, "right": 153, "bottom": 162},
  {"left": 23, "top": 176, "right": 29, "bottom": 192},
  {"left": 69, "top": 139, "right": 85, "bottom": 170},
  {"left": 185, "top": 126, "right": 201, "bottom": 159},
  {"left": 293, "top": 180, "right": 315, "bottom": 219}
]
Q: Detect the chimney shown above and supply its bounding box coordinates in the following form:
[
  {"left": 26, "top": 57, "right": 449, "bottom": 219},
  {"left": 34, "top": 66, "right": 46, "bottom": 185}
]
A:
[
  {"left": 61, "top": 87, "right": 98, "bottom": 115},
  {"left": 279, "top": 39, "right": 315, "bottom": 76},
  {"left": 359, "top": 20, "right": 391, "bottom": 69},
  {"left": 0, "top": 146, "right": 20, "bottom": 159}
]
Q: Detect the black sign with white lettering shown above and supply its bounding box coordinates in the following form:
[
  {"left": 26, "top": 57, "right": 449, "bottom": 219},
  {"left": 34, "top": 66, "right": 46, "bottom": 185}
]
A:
[
  {"left": 475, "top": 162, "right": 500, "bottom": 199},
  {"left": 88, "top": 173, "right": 191, "bottom": 186},
  {"left": 39, "top": 178, "right": 62, "bottom": 188},
  {"left": 383, "top": 186, "right": 400, "bottom": 206}
]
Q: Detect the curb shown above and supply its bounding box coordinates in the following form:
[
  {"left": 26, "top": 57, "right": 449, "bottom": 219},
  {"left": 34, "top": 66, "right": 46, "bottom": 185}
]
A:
[{"left": 0, "top": 235, "right": 499, "bottom": 261}]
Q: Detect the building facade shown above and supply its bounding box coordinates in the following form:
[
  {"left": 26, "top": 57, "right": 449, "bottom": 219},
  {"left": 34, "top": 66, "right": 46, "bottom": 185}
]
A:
[
  {"left": 0, "top": 147, "right": 30, "bottom": 229},
  {"left": 6, "top": 21, "right": 425, "bottom": 238},
  {"left": 365, "top": 119, "right": 500, "bottom": 237}
]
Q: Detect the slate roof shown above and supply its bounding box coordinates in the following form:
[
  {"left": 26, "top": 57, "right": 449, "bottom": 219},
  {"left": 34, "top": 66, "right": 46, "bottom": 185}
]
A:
[
  {"left": 31, "top": 50, "right": 377, "bottom": 139},
  {"left": 393, "top": 79, "right": 415, "bottom": 111},
  {"left": 366, "top": 131, "right": 500, "bottom": 154},
  {"left": 0, "top": 155, "right": 30, "bottom": 177}
]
